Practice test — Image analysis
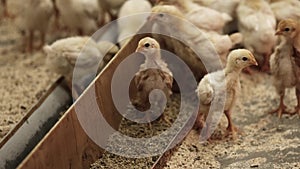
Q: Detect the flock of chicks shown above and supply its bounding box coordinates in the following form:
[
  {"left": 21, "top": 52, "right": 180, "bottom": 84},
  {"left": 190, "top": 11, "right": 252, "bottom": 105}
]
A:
[{"left": 1, "top": 0, "right": 300, "bottom": 140}]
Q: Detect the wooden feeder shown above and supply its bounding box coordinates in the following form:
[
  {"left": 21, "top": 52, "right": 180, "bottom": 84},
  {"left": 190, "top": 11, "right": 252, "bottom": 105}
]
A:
[{"left": 0, "top": 23, "right": 207, "bottom": 169}]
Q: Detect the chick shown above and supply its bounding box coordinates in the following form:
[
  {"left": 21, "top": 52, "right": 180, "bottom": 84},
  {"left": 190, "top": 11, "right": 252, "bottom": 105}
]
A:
[
  {"left": 44, "top": 36, "right": 118, "bottom": 98},
  {"left": 150, "top": 5, "right": 234, "bottom": 77},
  {"left": 237, "top": 0, "right": 277, "bottom": 71},
  {"left": 270, "top": 0, "right": 300, "bottom": 22},
  {"left": 276, "top": 19, "right": 300, "bottom": 65},
  {"left": 117, "top": 0, "right": 152, "bottom": 47},
  {"left": 159, "top": 0, "right": 232, "bottom": 33},
  {"left": 275, "top": 19, "right": 300, "bottom": 116},
  {"left": 193, "top": 0, "right": 240, "bottom": 34},
  {"left": 132, "top": 37, "right": 173, "bottom": 125},
  {"left": 56, "top": 0, "right": 103, "bottom": 35},
  {"left": 195, "top": 49, "right": 257, "bottom": 137},
  {"left": 193, "top": 0, "right": 240, "bottom": 18},
  {"left": 15, "top": 0, "right": 54, "bottom": 53}
]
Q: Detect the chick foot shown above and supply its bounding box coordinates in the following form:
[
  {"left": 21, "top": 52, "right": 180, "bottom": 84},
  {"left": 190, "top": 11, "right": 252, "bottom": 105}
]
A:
[
  {"left": 268, "top": 104, "right": 291, "bottom": 118},
  {"left": 225, "top": 124, "right": 243, "bottom": 140}
]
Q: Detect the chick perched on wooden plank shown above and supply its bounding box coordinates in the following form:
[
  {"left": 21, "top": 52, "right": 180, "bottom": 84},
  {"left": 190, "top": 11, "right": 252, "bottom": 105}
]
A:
[
  {"left": 56, "top": 0, "right": 103, "bottom": 35},
  {"left": 270, "top": 0, "right": 300, "bottom": 22},
  {"left": 15, "top": 0, "right": 54, "bottom": 53},
  {"left": 132, "top": 37, "right": 173, "bottom": 125},
  {"left": 117, "top": 0, "right": 152, "bottom": 47},
  {"left": 44, "top": 36, "right": 118, "bottom": 97},
  {"left": 195, "top": 49, "right": 257, "bottom": 137},
  {"left": 275, "top": 19, "right": 300, "bottom": 116},
  {"left": 237, "top": 0, "right": 277, "bottom": 72}
]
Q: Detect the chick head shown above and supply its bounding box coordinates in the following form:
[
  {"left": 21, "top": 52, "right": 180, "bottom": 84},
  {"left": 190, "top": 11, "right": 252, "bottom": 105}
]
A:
[
  {"left": 149, "top": 5, "right": 184, "bottom": 24},
  {"left": 276, "top": 19, "right": 299, "bottom": 38},
  {"left": 227, "top": 49, "right": 258, "bottom": 69},
  {"left": 136, "top": 37, "right": 160, "bottom": 57}
]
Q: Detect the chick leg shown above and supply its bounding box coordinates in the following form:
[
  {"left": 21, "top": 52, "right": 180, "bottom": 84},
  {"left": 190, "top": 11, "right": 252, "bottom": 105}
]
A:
[
  {"left": 37, "top": 32, "right": 46, "bottom": 50},
  {"left": 261, "top": 53, "right": 270, "bottom": 72},
  {"left": 268, "top": 94, "right": 288, "bottom": 118},
  {"left": 225, "top": 110, "right": 238, "bottom": 134},
  {"left": 26, "top": 31, "right": 34, "bottom": 53},
  {"left": 2, "top": 0, "right": 8, "bottom": 18},
  {"left": 291, "top": 89, "right": 300, "bottom": 116}
]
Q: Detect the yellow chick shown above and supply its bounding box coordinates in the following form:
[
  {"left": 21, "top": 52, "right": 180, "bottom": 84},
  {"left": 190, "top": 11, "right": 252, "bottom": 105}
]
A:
[
  {"left": 195, "top": 49, "right": 257, "bottom": 137},
  {"left": 132, "top": 37, "right": 173, "bottom": 125},
  {"left": 237, "top": 0, "right": 277, "bottom": 72}
]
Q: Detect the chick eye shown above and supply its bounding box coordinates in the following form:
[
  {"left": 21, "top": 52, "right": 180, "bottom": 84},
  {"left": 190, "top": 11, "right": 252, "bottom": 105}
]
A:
[
  {"left": 159, "top": 13, "right": 164, "bottom": 17},
  {"left": 242, "top": 57, "right": 248, "bottom": 61},
  {"left": 144, "top": 43, "right": 150, "bottom": 48},
  {"left": 284, "top": 28, "right": 290, "bottom": 32}
]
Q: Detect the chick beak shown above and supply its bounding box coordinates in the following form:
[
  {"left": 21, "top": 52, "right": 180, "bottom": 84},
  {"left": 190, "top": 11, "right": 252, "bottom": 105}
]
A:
[
  {"left": 275, "top": 30, "right": 282, "bottom": 35},
  {"left": 147, "top": 14, "right": 157, "bottom": 22},
  {"left": 249, "top": 53, "right": 258, "bottom": 66}
]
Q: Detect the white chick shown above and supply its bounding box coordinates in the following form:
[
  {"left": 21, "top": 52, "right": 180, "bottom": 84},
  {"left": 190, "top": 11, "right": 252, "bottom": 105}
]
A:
[
  {"left": 150, "top": 5, "right": 233, "bottom": 78},
  {"left": 160, "top": 0, "right": 232, "bottom": 33},
  {"left": 205, "top": 31, "right": 243, "bottom": 65},
  {"left": 132, "top": 37, "right": 173, "bottom": 125},
  {"left": 193, "top": 0, "right": 240, "bottom": 18},
  {"left": 117, "top": 0, "right": 152, "bottom": 47},
  {"left": 237, "top": 0, "right": 277, "bottom": 72},
  {"left": 56, "top": 0, "right": 103, "bottom": 35},
  {"left": 193, "top": 0, "right": 240, "bottom": 34},
  {"left": 270, "top": 0, "right": 300, "bottom": 22},
  {"left": 195, "top": 49, "right": 257, "bottom": 137},
  {"left": 44, "top": 36, "right": 118, "bottom": 98},
  {"left": 15, "top": 0, "right": 54, "bottom": 53},
  {"left": 98, "top": 0, "right": 127, "bottom": 20}
]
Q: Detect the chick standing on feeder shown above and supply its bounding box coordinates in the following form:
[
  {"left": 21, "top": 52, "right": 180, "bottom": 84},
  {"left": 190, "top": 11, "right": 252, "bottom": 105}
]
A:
[
  {"left": 195, "top": 49, "right": 257, "bottom": 137},
  {"left": 44, "top": 36, "right": 118, "bottom": 98},
  {"left": 15, "top": 0, "right": 54, "bottom": 53},
  {"left": 274, "top": 19, "right": 300, "bottom": 116},
  {"left": 237, "top": 0, "right": 277, "bottom": 72},
  {"left": 132, "top": 37, "right": 173, "bottom": 126},
  {"left": 56, "top": 0, "right": 104, "bottom": 35}
]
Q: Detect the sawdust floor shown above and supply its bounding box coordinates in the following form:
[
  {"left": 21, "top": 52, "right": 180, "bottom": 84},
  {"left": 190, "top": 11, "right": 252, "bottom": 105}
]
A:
[
  {"left": 91, "top": 72, "right": 300, "bottom": 169},
  {"left": 165, "top": 72, "right": 300, "bottom": 169},
  {"left": 0, "top": 17, "right": 59, "bottom": 139}
]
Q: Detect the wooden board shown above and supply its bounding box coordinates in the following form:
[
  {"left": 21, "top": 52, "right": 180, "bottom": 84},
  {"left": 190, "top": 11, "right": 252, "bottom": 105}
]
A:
[
  {"left": 17, "top": 21, "right": 204, "bottom": 169},
  {"left": 17, "top": 30, "right": 152, "bottom": 169}
]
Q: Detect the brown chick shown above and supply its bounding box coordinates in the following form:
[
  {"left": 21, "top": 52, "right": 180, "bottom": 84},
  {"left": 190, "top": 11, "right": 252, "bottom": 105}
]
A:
[
  {"left": 132, "top": 37, "right": 173, "bottom": 127},
  {"left": 195, "top": 49, "right": 258, "bottom": 139},
  {"left": 275, "top": 19, "right": 300, "bottom": 116}
]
